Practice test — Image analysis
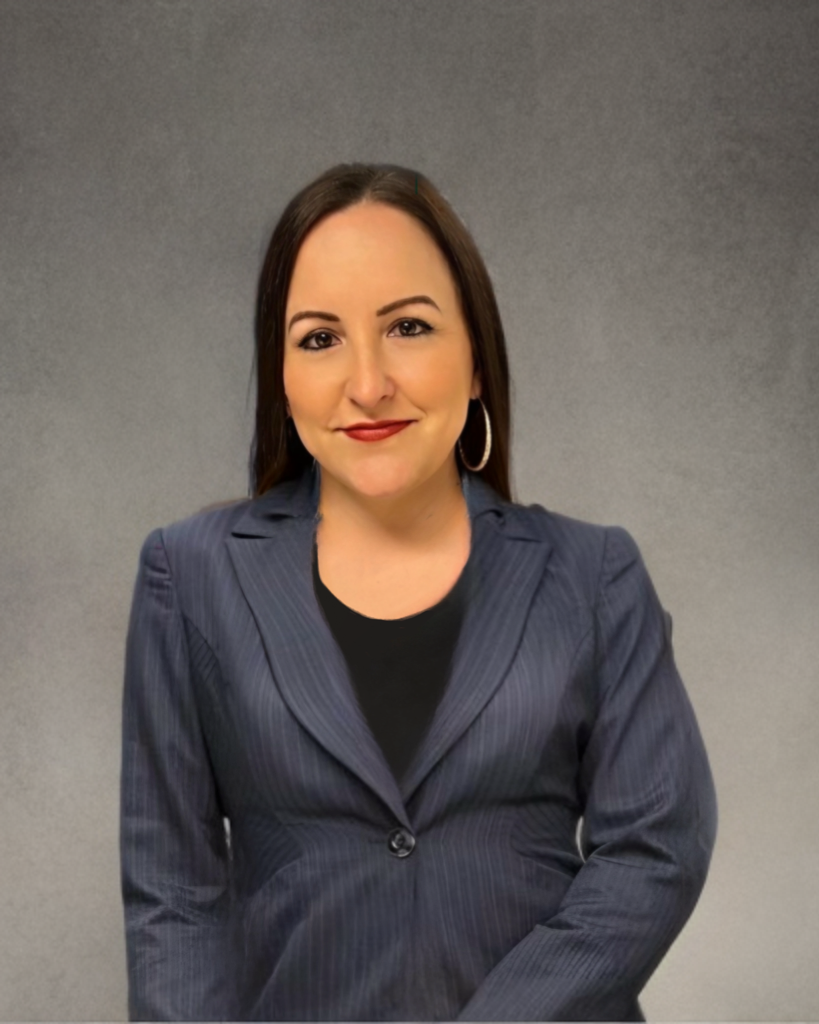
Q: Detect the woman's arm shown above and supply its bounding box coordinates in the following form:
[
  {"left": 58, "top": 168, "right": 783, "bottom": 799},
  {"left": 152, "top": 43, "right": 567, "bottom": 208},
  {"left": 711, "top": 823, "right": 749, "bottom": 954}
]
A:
[
  {"left": 456, "top": 526, "right": 718, "bottom": 1021},
  {"left": 120, "top": 528, "right": 241, "bottom": 1021}
]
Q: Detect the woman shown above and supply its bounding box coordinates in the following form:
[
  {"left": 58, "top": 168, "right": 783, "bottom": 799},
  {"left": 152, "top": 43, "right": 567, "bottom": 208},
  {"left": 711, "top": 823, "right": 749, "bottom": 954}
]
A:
[{"left": 120, "top": 162, "right": 718, "bottom": 1022}]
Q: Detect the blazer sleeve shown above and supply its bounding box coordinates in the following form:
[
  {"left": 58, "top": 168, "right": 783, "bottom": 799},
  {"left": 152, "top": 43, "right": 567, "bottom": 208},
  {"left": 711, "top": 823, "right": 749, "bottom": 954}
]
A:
[
  {"left": 119, "top": 528, "right": 241, "bottom": 1022},
  {"left": 456, "top": 526, "right": 718, "bottom": 1022}
]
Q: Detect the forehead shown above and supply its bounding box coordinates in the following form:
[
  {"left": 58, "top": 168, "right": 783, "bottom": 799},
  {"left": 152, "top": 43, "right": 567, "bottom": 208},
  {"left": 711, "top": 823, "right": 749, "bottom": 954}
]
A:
[{"left": 287, "top": 203, "right": 454, "bottom": 304}]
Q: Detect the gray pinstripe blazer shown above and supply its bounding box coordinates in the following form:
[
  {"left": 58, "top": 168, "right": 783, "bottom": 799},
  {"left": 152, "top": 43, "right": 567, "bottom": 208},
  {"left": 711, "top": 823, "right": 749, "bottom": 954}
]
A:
[{"left": 120, "top": 461, "right": 717, "bottom": 1022}]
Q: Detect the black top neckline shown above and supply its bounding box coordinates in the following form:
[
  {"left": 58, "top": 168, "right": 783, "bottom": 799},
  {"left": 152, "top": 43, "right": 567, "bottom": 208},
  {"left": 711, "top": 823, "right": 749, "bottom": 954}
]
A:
[{"left": 311, "top": 534, "right": 471, "bottom": 624}]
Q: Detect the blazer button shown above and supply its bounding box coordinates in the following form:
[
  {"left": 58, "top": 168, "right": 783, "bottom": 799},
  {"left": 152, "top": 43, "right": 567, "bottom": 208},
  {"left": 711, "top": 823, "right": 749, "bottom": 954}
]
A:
[{"left": 387, "top": 828, "right": 416, "bottom": 857}]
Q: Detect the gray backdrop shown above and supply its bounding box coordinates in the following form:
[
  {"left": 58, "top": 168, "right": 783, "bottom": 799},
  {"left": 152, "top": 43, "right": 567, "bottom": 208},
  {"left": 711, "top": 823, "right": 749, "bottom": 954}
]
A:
[{"left": 2, "top": 1, "right": 818, "bottom": 1020}]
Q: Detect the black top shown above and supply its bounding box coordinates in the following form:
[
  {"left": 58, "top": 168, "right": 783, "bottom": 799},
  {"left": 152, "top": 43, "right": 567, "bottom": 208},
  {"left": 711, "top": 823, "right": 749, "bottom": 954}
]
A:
[{"left": 312, "top": 535, "right": 471, "bottom": 786}]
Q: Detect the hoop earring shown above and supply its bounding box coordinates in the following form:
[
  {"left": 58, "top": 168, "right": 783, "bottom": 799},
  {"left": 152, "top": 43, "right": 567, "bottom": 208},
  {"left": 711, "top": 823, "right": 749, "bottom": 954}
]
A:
[{"left": 457, "top": 397, "right": 492, "bottom": 472}]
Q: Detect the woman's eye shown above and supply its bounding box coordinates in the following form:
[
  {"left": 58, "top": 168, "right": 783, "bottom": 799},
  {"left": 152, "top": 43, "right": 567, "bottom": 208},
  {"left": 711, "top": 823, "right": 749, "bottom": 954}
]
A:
[{"left": 298, "top": 318, "right": 433, "bottom": 351}]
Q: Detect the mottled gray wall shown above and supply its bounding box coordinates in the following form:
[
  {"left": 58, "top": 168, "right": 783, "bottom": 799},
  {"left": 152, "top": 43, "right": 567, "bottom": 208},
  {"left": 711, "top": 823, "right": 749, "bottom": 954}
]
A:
[{"left": 2, "top": 0, "right": 817, "bottom": 1019}]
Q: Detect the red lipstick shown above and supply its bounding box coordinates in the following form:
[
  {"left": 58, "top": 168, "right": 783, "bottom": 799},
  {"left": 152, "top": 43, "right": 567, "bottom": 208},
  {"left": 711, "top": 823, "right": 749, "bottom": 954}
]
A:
[{"left": 342, "top": 421, "right": 413, "bottom": 442}]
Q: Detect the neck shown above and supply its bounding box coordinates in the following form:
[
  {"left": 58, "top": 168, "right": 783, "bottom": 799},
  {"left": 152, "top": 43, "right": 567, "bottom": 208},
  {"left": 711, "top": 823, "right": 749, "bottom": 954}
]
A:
[{"left": 316, "top": 457, "right": 468, "bottom": 552}]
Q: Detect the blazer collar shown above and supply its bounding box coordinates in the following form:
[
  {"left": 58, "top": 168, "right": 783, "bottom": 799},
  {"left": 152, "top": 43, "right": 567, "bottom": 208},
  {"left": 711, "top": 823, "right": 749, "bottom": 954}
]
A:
[
  {"left": 226, "top": 461, "right": 551, "bottom": 828},
  {"left": 229, "top": 458, "right": 540, "bottom": 540}
]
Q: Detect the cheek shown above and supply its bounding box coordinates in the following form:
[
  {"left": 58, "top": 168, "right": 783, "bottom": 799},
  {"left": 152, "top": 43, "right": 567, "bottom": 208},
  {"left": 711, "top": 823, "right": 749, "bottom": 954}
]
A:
[
  {"left": 283, "top": 365, "right": 329, "bottom": 413},
  {"left": 413, "top": 351, "right": 468, "bottom": 398}
]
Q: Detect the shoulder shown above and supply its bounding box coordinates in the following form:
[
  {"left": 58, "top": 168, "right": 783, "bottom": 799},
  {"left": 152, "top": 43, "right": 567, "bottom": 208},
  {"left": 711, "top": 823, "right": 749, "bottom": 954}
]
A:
[
  {"left": 506, "top": 499, "right": 641, "bottom": 609},
  {"left": 135, "top": 497, "right": 251, "bottom": 579}
]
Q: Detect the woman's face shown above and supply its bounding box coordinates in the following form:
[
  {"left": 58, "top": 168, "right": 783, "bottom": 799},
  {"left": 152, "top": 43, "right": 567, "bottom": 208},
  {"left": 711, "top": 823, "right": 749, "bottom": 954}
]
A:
[{"left": 283, "top": 201, "right": 481, "bottom": 508}]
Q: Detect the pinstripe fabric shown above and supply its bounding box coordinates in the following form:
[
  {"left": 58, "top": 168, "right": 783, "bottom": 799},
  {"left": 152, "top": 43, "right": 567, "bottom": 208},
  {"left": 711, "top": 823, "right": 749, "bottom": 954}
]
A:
[{"left": 119, "top": 461, "right": 718, "bottom": 1022}]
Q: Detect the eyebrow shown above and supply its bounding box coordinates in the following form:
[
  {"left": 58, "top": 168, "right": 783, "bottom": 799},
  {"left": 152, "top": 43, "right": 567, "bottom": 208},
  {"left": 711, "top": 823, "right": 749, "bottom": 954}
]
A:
[{"left": 287, "top": 294, "right": 441, "bottom": 334}]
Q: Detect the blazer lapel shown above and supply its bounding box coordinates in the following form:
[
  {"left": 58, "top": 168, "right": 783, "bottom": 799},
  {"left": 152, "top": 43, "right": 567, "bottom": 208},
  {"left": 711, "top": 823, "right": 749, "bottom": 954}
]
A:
[{"left": 226, "top": 461, "right": 552, "bottom": 827}]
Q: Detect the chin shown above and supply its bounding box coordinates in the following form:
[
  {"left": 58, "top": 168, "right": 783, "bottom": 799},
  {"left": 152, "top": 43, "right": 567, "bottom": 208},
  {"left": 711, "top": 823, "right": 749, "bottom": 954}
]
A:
[{"left": 336, "top": 458, "right": 423, "bottom": 494}]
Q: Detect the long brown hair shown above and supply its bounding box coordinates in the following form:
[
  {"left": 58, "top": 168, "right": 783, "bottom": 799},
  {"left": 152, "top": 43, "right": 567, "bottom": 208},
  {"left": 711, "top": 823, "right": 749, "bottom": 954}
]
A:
[{"left": 212, "top": 162, "right": 517, "bottom": 512}]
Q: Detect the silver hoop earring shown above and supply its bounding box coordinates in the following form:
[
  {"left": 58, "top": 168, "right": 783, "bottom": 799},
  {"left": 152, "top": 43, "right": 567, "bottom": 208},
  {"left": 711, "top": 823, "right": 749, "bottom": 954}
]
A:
[{"left": 457, "top": 397, "right": 492, "bottom": 472}]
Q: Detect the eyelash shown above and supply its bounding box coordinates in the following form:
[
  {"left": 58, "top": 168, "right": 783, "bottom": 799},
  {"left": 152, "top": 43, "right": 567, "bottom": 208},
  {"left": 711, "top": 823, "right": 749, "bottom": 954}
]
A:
[{"left": 297, "top": 318, "right": 435, "bottom": 352}]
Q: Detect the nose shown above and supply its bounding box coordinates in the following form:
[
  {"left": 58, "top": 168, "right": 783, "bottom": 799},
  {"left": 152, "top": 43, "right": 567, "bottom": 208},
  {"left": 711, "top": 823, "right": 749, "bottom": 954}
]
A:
[{"left": 341, "top": 344, "right": 399, "bottom": 408}]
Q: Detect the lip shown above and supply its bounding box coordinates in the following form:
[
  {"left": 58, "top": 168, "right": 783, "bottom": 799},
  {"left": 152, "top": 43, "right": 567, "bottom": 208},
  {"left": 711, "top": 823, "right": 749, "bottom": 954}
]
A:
[
  {"left": 342, "top": 421, "right": 413, "bottom": 442},
  {"left": 341, "top": 420, "right": 413, "bottom": 430}
]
